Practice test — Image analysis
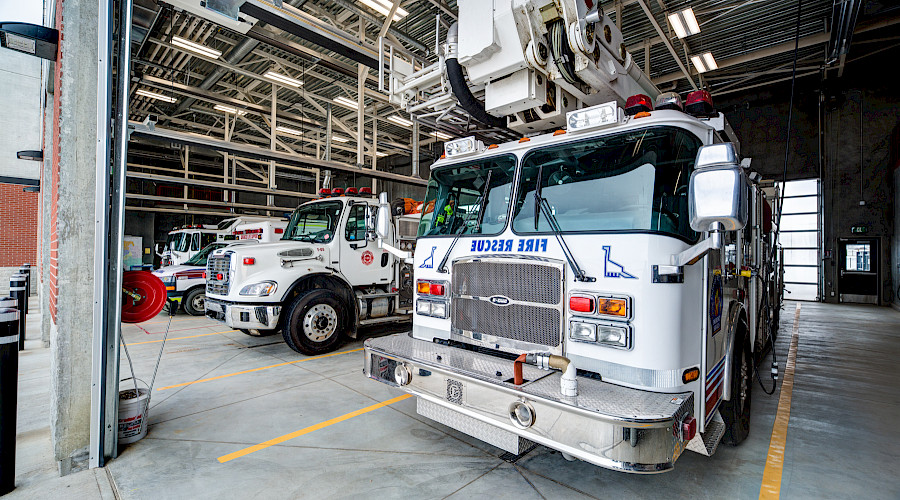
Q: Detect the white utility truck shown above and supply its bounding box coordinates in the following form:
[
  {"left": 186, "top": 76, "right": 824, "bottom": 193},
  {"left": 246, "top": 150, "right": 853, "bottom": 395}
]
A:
[
  {"left": 362, "top": 0, "right": 782, "bottom": 473},
  {"left": 204, "top": 188, "right": 421, "bottom": 352},
  {"left": 220, "top": 218, "right": 289, "bottom": 243},
  {"left": 159, "top": 216, "right": 286, "bottom": 266}
]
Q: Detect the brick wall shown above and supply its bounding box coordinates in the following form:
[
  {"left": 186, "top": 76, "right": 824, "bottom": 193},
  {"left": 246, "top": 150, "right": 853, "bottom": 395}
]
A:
[
  {"left": 47, "top": 0, "right": 63, "bottom": 323},
  {"left": 0, "top": 182, "right": 39, "bottom": 267}
]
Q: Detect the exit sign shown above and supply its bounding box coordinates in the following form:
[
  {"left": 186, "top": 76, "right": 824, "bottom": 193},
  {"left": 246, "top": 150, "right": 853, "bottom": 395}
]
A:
[{"left": 851, "top": 226, "right": 867, "bottom": 234}]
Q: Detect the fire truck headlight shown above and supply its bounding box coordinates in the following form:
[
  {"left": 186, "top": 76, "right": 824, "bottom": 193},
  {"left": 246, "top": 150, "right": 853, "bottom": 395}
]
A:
[
  {"left": 597, "top": 324, "right": 629, "bottom": 348},
  {"left": 239, "top": 281, "right": 278, "bottom": 296},
  {"left": 569, "top": 321, "right": 597, "bottom": 342},
  {"left": 416, "top": 298, "right": 448, "bottom": 319},
  {"left": 416, "top": 299, "right": 431, "bottom": 316},
  {"left": 431, "top": 301, "right": 447, "bottom": 318}
]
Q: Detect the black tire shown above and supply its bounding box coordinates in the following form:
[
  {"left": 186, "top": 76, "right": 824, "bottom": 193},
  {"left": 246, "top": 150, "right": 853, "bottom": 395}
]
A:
[
  {"left": 240, "top": 328, "right": 279, "bottom": 337},
  {"left": 182, "top": 287, "right": 206, "bottom": 316},
  {"left": 721, "top": 323, "right": 752, "bottom": 446},
  {"left": 282, "top": 289, "right": 347, "bottom": 355}
]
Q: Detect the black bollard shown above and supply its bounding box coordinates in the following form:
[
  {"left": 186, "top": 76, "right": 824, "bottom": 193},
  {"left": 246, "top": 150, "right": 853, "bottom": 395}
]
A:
[
  {"left": 18, "top": 264, "right": 31, "bottom": 307},
  {"left": 0, "top": 306, "right": 20, "bottom": 495},
  {"left": 9, "top": 275, "right": 26, "bottom": 351}
]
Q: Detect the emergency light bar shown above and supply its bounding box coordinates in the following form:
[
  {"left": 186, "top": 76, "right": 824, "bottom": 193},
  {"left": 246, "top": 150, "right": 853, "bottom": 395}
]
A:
[
  {"left": 444, "top": 136, "right": 484, "bottom": 158},
  {"left": 566, "top": 102, "right": 621, "bottom": 133}
]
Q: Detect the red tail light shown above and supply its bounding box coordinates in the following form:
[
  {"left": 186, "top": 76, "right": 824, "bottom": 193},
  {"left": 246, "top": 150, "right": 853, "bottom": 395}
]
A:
[
  {"left": 243, "top": 257, "right": 255, "bottom": 265},
  {"left": 569, "top": 296, "right": 595, "bottom": 313},
  {"left": 429, "top": 283, "right": 445, "bottom": 296},
  {"left": 274, "top": 228, "right": 284, "bottom": 234},
  {"left": 624, "top": 94, "right": 653, "bottom": 116},
  {"left": 681, "top": 416, "right": 697, "bottom": 441},
  {"left": 417, "top": 280, "right": 446, "bottom": 296}
]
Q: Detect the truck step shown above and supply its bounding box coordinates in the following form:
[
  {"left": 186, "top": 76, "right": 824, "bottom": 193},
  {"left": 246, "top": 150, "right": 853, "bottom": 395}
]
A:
[
  {"left": 686, "top": 411, "right": 726, "bottom": 457},
  {"left": 417, "top": 397, "right": 535, "bottom": 456},
  {"left": 358, "top": 314, "right": 411, "bottom": 326}
]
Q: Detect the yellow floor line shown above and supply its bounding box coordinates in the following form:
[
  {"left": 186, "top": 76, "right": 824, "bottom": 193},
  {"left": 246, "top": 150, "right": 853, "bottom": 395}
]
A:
[
  {"left": 134, "top": 317, "right": 206, "bottom": 326},
  {"left": 759, "top": 302, "right": 802, "bottom": 500},
  {"left": 126, "top": 329, "right": 238, "bottom": 346},
  {"left": 217, "top": 394, "right": 412, "bottom": 463},
  {"left": 157, "top": 347, "right": 364, "bottom": 390}
]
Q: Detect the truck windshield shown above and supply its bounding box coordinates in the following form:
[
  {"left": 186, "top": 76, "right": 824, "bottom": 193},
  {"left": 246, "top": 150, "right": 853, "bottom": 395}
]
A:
[
  {"left": 168, "top": 232, "right": 189, "bottom": 252},
  {"left": 282, "top": 201, "right": 343, "bottom": 242},
  {"left": 512, "top": 126, "right": 701, "bottom": 242},
  {"left": 418, "top": 155, "right": 516, "bottom": 237},
  {"left": 186, "top": 242, "right": 226, "bottom": 266}
]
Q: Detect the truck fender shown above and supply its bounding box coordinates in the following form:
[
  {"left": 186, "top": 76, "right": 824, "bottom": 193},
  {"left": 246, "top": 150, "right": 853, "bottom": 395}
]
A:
[
  {"left": 722, "top": 300, "right": 748, "bottom": 403},
  {"left": 282, "top": 272, "right": 359, "bottom": 339}
]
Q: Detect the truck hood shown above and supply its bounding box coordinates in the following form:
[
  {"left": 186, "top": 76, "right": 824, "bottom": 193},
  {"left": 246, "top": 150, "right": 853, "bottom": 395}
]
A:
[{"left": 152, "top": 264, "right": 204, "bottom": 277}]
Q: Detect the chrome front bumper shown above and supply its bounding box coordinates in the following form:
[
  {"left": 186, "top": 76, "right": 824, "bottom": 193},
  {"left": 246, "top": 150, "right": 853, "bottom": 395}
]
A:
[
  {"left": 364, "top": 333, "right": 694, "bottom": 473},
  {"left": 205, "top": 298, "right": 281, "bottom": 330}
]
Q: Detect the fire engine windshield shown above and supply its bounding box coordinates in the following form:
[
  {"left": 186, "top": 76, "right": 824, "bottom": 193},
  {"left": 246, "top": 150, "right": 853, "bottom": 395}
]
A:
[
  {"left": 512, "top": 126, "right": 701, "bottom": 242},
  {"left": 167, "top": 232, "right": 189, "bottom": 252},
  {"left": 282, "top": 200, "right": 343, "bottom": 243},
  {"left": 418, "top": 155, "right": 516, "bottom": 237}
]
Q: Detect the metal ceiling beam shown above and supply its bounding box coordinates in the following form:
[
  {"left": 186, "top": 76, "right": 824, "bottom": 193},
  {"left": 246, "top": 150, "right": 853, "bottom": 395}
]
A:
[
  {"left": 125, "top": 205, "right": 290, "bottom": 217},
  {"left": 634, "top": 0, "right": 697, "bottom": 90},
  {"left": 128, "top": 170, "right": 316, "bottom": 199},
  {"left": 129, "top": 122, "right": 428, "bottom": 186},
  {"left": 126, "top": 193, "right": 299, "bottom": 212},
  {"left": 326, "top": 0, "right": 428, "bottom": 53}
]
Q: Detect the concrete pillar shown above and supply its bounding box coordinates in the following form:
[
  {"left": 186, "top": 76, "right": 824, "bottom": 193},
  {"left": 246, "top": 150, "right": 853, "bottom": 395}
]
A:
[{"left": 44, "top": 0, "right": 100, "bottom": 475}]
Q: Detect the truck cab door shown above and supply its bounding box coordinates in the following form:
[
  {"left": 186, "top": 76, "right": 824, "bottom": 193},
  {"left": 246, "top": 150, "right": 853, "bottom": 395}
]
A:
[{"left": 339, "top": 203, "right": 391, "bottom": 287}]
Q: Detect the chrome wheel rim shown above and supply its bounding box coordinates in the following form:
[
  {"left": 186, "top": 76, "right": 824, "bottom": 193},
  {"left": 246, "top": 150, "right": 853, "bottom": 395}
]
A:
[{"left": 303, "top": 304, "right": 337, "bottom": 342}]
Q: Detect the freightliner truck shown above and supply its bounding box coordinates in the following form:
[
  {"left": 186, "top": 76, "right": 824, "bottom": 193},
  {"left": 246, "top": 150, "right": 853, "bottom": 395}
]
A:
[
  {"left": 362, "top": 0, "right": 782, "bottom": 473},
  {"left": 204, "top": 188, "right": 420, "bottom": 353}
]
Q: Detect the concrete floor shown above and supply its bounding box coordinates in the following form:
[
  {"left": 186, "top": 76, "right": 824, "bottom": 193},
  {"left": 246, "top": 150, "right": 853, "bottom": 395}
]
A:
[{"left": 8, "top": 300, "right": 900, "bottom": 499}]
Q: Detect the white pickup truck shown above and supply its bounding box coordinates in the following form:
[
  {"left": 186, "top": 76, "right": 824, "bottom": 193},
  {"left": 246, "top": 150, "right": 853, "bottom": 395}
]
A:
[{"left": 204, "top": 191, "right": 420, "bottom": 353}]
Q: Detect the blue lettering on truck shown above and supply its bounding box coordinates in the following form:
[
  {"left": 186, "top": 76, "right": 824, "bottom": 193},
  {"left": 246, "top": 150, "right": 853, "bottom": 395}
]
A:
[{"left": 469, "top": 238, "right": 547, "bottom": 253}]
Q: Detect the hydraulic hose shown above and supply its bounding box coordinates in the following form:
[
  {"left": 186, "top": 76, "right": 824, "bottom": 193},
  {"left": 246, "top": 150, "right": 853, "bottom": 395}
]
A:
[{"left": 445, "top": 23, "right": 507, "bottom": 130}]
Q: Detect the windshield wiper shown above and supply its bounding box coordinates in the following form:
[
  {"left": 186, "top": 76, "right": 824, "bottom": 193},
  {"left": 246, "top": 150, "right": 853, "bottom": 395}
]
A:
[
  {"left": 438, "top": 169, "right": 492, "bottom": 273},
  {"left": 532, "top": 167, "right": 594, "bottom": 283}
]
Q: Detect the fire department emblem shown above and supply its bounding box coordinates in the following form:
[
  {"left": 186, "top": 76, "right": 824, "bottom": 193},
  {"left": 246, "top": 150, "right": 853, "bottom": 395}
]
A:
[{"left": 361, "top": 250, "right": 374, "bottom": 266}]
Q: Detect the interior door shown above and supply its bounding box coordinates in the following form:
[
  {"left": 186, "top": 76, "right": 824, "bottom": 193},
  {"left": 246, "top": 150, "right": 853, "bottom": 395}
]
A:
[
  {"left": 339, "top": 203, "right": 390, "bottom": 287},
  {"left": 838, "top": 238, "right": 879, "bottom": 304}
]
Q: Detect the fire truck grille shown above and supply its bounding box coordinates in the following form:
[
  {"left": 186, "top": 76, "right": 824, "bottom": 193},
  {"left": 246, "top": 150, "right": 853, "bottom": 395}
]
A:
[
  {"left": 206, "top": 253, "right": 232, "bottom": 295},
  {"left": 451, "top": 258, "right": 564, "bottom": 348},
  {"left": 452, "top": 259, "right": 561, "bottom": 304}
]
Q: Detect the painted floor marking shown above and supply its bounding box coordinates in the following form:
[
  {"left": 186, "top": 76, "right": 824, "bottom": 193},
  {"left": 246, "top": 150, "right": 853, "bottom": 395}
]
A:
[
  {"left": 156, "top": 347, "right": 364, "bottom": 390},
  {"left": 125, "top": 329, "right": 238, "bottom": 346},
  {"left": 135, "top": 317, "right": 206, "bottom": 326},
  {"left": 759, "top": 302, "right": 802, "bottom": 499},
  {"left": 217, "top": 394, "right": 412, "bottom": 463}
]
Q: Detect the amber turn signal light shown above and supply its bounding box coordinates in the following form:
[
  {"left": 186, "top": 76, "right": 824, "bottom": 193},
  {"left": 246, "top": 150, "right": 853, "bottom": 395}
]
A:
[{"left": 682, "top": 367, "right": 700, "bottom": 384}]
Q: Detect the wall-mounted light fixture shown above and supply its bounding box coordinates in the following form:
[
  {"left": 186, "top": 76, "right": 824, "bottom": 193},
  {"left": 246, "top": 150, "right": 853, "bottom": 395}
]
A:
[
  {"left": 0, "top": 22, "right": 59, "bottom": 60},
  {"left": 17, "top": 150, "right": 43, "bottom": 161}
]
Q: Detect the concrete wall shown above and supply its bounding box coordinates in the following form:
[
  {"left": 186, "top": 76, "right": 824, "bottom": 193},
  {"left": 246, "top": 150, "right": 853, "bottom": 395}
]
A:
[
  {"left": 893, "top": 164, "right": 900, "bottom": 309},
  {"left": 0, "top": 48, "right": 43, "bottom": 181},
  {"left": 720, "top": 68, "right": 898, "bottom": 305}
]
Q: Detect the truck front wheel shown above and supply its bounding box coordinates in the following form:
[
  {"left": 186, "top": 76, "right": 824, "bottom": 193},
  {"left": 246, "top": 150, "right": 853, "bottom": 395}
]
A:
[
  {"left": 182, "top": 287, "right": 206, "bottom": 316},
  {"left": 282, "top": 289, "right": 346, "bottom": 355},
  {"left": 721, "top": 323, "right": 752, "bottom": 446}
]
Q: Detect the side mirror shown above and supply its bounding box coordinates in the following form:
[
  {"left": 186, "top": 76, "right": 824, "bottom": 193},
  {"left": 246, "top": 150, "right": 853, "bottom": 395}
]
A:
[
  {"left": 375, "top": 192, "right": 391, "bottom": 240},
  {"left": 689, "top": 143, "right": 748, "bottom": 232}
]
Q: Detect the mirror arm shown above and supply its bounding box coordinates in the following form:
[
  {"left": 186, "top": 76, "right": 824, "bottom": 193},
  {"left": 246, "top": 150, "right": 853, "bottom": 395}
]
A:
[
  {"left": 670, "top": 224, "right": 724, "bottom": 267},
  {"left": 378, "top": 240, "right": 412, "bottom": 263}
]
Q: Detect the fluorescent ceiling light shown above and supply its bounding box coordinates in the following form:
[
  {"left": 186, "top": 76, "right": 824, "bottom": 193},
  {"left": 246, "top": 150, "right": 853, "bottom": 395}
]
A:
[
  {"left": 276, "top": 125, "right": 302, "bottom": 136},
  {"left": 333, "top": 96, "right": 358, "bottom": 109},
  {"left": 691, "top": 52, "right": 717, "bottom": 73},
  {"left": 214, "top": 104, "right": 246, "bottom": 115},
  {"left": 264, "top": 70, "right": 303, "bottom": 88},
  {"left": 387, "top": 115, "right": 413, "bottom": 127},
  {"left": 136, "top": 89, "right": 177, "bottom": 103},
  {"left": 430, "top": 131, "right": 453, "bottom": 141},
  {"left": 359, "top": 0, "right": 409, "bottom": 21},
  {"left": 331, "top": 136, "right": 350, "bottom": 143},
  {"left": 667, "top": 8, "right": 700, "bottom": 39},
  {"left": 702, "top": 52, "right": 718, "bottom": 71},
  {"left": 171, "top": 36, "right": 222, "bottom": 59},
  {"left": 376, "top": 152, "right": 389, "bottom": 157}
]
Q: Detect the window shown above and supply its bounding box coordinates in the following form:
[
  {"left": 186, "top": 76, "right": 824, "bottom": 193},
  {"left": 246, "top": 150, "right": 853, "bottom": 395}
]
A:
[
  {"left": 345, "top": 204, "right": 368, "bottom": 242},
  {"left": 201, "top": 232, "right": 217, "bottom": 248},
  {"left": 186, "top": 242, "right": 227, "bottom": 266},
  {"left": 173, "top": 233, "right": 189, "bottom": 252},
  {"left": 418, "top": 155, "right": 516, "bottom": 237},
  {"left": 776, "top": 179, "right": 820, "bottom": 301},
  {"left": 283, "top": 201, "right": 343, "bottom": 243},
  {"left": 512, "top": 126, "right": 701, "bottom": 241},
  {"left": 844, "top": 243, "right": 870, "bottom": 272},
  {"left": 191, "top": 233, "right": 200, "bottom": 251}
]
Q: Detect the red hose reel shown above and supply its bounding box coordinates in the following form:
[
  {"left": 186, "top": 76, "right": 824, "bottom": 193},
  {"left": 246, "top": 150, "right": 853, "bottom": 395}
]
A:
[{"left": 121, "top": 271, "right": 167, "bottom": 323}]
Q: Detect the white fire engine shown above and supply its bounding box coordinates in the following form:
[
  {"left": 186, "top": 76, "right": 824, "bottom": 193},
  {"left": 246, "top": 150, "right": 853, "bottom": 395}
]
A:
[
  {"left": 204, "top": 187, "right": 422, "bottom": 350},
  {"left": 363, "top": 0, "right": 782, "bottom": 473}
]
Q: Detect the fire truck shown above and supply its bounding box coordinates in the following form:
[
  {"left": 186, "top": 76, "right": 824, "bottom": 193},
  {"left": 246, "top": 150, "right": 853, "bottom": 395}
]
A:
[
  {"left": 204, "top": 188, "right": 421, "bottom": 349},
  {"left": 362, "top": 0, "right": 782, "bottom": 473}
]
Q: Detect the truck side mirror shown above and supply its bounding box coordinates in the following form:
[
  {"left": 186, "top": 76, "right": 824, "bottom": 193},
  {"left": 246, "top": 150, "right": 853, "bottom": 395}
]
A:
[
  {"left": 375, "top": 192, "right": 391, "bottom": 240},
  {"left": 689, "top": 143, "right": 748, "bottom": 233}
]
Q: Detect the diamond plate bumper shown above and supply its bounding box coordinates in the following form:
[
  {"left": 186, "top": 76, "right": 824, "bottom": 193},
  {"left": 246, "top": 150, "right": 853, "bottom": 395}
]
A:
[{"left": 364, "top": 333, "right": 694, "bottom": 473}]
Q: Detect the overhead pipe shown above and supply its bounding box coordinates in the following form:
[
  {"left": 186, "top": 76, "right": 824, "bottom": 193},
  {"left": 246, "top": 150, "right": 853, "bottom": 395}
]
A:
[{"left": 444, "top": 23, "right": 507, "bottom": 130}]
